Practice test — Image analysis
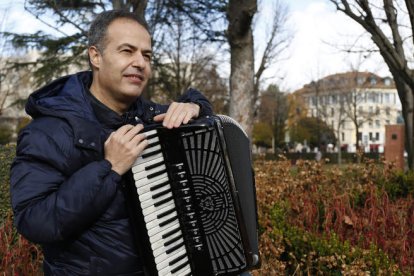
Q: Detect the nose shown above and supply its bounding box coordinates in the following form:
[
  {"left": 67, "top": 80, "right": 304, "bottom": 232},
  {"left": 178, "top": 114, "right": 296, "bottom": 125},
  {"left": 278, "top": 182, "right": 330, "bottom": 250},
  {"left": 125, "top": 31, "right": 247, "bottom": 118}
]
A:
[{"left": 132, "top": 53, "right": 146, "bottom": 69}]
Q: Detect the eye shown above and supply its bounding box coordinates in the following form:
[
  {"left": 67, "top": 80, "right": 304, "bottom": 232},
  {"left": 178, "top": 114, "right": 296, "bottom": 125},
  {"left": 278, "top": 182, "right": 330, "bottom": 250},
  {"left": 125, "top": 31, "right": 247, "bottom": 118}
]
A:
[
  {"left": 121, "top": 48, "right": 132, "bottom": 54},
  {"left": 144, "top": 54, "right": 152, "bottom": 61}
]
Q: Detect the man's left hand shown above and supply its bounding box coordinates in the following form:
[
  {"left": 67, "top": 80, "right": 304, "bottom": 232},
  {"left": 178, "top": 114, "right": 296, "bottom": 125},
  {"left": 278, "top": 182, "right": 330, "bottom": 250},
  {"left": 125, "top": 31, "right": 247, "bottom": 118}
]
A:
[{"left": 153, "top": 102, "right": 200, "bottom": 129}]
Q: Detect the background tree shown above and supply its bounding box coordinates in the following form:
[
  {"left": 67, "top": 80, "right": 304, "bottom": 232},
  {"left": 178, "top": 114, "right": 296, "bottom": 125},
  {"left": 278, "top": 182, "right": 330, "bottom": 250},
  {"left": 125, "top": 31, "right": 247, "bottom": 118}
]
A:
[
  {"left": 4, "top": 0, "right": 291, "bottom": 138},
  {"left": 227, "top": 0, "right": 257, "bottom": 138},
  {"left": 290, "top": 117, "right": 336, "bottom": 150},
  {"left": 254, "top": 84, "right": 288, "bottom": 151},
  {"left": 329, "top": 0, "right": 414, "bottom": 170}
]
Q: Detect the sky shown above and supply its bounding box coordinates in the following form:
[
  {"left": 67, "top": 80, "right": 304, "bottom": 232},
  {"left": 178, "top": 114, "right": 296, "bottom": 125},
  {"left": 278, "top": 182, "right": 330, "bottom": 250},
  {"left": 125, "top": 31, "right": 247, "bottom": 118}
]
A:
[{"left": 0, "top": 0, "right": 391, "bottom": 93}]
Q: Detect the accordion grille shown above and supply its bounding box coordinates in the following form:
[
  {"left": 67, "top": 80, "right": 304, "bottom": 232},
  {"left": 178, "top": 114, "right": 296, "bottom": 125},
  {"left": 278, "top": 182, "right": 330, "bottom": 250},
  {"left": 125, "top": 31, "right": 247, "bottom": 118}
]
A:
[{"left": 181, "top": 127, "right": 246, "bottom": 273}]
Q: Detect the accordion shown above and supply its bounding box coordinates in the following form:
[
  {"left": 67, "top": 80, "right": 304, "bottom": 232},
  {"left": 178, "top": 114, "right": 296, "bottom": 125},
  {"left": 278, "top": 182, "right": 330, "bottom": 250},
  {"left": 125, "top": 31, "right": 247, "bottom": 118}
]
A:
[{"left": 125, "top": 115, "right": 260, "bottom": 276}]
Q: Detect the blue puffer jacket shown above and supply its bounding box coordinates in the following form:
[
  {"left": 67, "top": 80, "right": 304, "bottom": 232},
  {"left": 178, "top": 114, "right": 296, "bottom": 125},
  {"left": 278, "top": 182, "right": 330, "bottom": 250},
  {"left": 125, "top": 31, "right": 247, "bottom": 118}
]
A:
[{"left": 10, "top": 71, "right": 212, "bottom": 275}]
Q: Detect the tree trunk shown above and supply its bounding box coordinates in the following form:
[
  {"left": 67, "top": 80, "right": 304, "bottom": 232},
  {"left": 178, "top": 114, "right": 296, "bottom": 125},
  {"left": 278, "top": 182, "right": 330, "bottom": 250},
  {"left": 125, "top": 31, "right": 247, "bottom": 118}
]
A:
[
  {"left": 392, "top": 74, "right": 414, "bottom": 170},
  {"left": 227, "top": 0, "right": 257, "bottom": 138}
]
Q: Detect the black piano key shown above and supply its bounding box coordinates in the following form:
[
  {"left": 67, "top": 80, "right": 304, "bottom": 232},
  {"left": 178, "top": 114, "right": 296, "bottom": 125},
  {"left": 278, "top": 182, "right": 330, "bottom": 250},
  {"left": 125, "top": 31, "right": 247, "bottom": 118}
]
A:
[
  {"left": 146, "top": 141, "right": 160, "bottom": 149},
  {"left": 159, "top": 215, "right": 178, "bottom": 227},
  {"left": 164, "top": 234, "right": 182, "bottom": 247},
  {"left": 147, "top": 168, "right": 167, "bottom": 179},
  {"left": 152, "top": 188, "right": 171, "bottom": 199},
  {"left": 162, "top": 226, "right": 180, "bottom": 239},
  {"left": 157, "top": 208, "right": 176, "bottom": 219},
  {"left": 154, "top": 196, "right": 173, "bottom": 207},
  {"left": 145, "top": 160, "right": 165, "bottom": 171},
  {"left": 150, "top": 180, "right": 169, "bottom": 192},
  {"left": 142, "top": 149, "right": 162, "bottom": 159},
  {"left": 166, "top": 241, "right": 185, "bottom": 255},
  {"left": 169, "top": 253, "right": 187, "bottom": 266},
  {"left": 170, "top": 260, "right": 189, "bottom": 273},
  {"left": 146, "top": 133, "right": 158, "bottom": 140}
]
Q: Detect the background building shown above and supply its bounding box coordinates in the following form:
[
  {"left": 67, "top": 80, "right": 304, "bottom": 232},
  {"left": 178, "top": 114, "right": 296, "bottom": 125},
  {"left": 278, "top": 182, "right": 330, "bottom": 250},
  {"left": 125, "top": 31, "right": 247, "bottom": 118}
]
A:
[{"left": 292, "top": 71, "right": 402, "bottom": 153}]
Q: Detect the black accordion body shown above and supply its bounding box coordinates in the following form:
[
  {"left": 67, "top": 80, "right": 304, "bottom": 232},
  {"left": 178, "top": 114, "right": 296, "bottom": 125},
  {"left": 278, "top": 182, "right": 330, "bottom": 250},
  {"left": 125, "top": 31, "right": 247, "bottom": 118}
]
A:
[{"left": 125, "top": 115, "right": 260, "bottom": 276}]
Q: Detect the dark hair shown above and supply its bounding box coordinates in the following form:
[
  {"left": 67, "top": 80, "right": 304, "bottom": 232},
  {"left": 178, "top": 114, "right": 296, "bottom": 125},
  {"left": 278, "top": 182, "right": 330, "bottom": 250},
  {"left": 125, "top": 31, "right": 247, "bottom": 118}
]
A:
[{"left": 88, "top": 10, "right": 149, "bottom": 52}]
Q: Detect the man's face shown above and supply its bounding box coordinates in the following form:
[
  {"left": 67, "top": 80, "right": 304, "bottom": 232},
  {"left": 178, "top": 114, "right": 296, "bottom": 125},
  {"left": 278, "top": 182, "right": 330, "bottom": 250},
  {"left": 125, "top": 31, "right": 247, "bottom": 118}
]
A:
[{"left": 90, "top": 18, "right": 152, "bottom": 110}]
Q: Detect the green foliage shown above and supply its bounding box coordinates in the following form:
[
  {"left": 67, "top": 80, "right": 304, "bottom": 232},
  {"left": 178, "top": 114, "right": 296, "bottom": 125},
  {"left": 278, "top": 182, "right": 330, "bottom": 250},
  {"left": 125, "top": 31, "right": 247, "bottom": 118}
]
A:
[
  {"left": 0, "top": 125, "right": 13, "bottom": 145},
  {"left": 0, "top": 144, "right": 14, "bottom": 218},
  {"left": 382, "top": 170, "right": 414, "bottom": 200},
  {"left": 253, "top": 122, "right": 272, "bottom": 148},
  {"left": 289, "top": 116, "right": 336, "bottom": 148},
  {"left": 270, "top": 202, "right": 402, "bottom": 275}
]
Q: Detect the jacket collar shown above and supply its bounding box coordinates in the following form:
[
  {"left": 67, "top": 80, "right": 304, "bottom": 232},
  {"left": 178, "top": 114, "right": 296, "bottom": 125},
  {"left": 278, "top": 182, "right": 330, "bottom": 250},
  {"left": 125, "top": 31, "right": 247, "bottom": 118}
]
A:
[{"left": 25, "top": 71, "right": 142, "bottom": 152}]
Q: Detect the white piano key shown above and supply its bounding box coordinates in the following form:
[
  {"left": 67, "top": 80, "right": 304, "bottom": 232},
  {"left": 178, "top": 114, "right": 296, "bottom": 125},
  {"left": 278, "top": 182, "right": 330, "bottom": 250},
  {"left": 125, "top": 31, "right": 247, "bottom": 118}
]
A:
[
  {"left": 146, "top": 210, "right": 177, "bottom": 231},
  {"left": 134, "top": 171, "right": 168, "bottom": 187},
  {"left": 137, "top": 181, "right": 171, "bottom": 202},
  {"left": 159, "top": 254, "right": 189, "bottom": 275},
  {"left": 150, "top": 228, "right": 182, "bottom": 253},
  {"left": 134, "top": 164, "right": 167, "bottom": 180},
  {"left": 146, "top": 136, "right": 159, "bottom": 144},
  {"left": 148, "top": 221, "right": 181, "bottom": 244},
  {"left": 143, "top": 204, "right": 175, "bottom": 224},
  {"left": 136, "top": 176, "right": 169, "bottom": 195},
  {"left": 132, "top": 145, "right": 162, "bottom": 166},
  {"left": 139, "top": 191, "right": 172, "bottom": 209},
  {"left": 173, "top": 266, "right": 191, "bottom": 276},
  {"left": 132, "top": 156, "right": 164, "bottom": 174},
  {"left": 171, "top": 256, "right": 190, "bottom": 271},
  {"left": 148, "top": 220, "right": 179, "bottom": 237},
  {"left": 142, "top": 200, "right": 174, "bottom": 217},
  {"left": 153, "top": 236, "right": 184, "bottom": 257},
  {"left": 143, "top": 129, "right": 158, "bottom": 137},
  {"left": 155, "top": 248, "right": 186, "bottom": 271}
]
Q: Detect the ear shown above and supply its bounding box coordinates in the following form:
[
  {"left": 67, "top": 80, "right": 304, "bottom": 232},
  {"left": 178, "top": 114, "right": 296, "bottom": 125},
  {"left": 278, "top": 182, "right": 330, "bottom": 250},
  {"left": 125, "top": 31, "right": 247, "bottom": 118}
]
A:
[{"left": 88, "top": 46, "right": 101, "bottom": 69}]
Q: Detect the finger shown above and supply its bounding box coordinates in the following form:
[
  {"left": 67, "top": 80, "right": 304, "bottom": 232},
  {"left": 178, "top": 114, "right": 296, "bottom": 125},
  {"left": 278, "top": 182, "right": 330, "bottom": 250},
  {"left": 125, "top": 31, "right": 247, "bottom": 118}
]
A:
[
  {"left": 165, "top": 103, "right": 185, "bottom": 128},
  {"left": 124, "top": 124, "right": 144, "bottom": 141},
  {"left": 104, "top": 131, "right": 115, "bottom": 145},
  {"left": 130, "top": 133, "right": 147, "bottom": 146},
  {"left": 171, "top": 111, "right": 187, "bottom": 128},
  {"left": 134, "top": 139, "right": 149, "bottom": 156},
  {"left": 163, "top": 102, "right": 180, "bottom": 127},
  {"left": 153, "top": 113, "right": 166, "bottom": 122},
  {"left": 182, "top": 111, "right": 194, "bottom": 124}
]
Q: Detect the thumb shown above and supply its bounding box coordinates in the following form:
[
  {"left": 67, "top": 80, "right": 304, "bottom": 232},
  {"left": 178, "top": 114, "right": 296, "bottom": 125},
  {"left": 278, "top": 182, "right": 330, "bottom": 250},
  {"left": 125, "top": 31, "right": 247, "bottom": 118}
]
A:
[{"left": 153, "top": 113, "right": 166, "bottom": 122}]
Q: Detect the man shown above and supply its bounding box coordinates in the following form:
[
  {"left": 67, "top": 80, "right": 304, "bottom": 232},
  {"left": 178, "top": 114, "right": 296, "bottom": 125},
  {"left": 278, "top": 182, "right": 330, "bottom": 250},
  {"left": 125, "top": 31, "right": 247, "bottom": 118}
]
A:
[{"left": 10, "top": 10, "right": 212, "bottom": 275}]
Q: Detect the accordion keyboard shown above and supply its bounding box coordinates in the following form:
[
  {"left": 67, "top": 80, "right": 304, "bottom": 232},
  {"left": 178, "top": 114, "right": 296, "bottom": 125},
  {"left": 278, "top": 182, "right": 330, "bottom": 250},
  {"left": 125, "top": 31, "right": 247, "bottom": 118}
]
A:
[{"left": 132, "top": 129, "right": 192, "bottom": 276}]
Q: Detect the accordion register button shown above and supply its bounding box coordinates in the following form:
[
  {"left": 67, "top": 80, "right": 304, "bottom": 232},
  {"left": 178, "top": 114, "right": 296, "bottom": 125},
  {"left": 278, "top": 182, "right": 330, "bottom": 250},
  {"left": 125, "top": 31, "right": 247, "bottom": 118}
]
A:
[
  {"left": 184, "top": 203, "right": 193, "bottom": 212},
  {"left": 186, "top": 220, "right": 197, "bottom": 228}
]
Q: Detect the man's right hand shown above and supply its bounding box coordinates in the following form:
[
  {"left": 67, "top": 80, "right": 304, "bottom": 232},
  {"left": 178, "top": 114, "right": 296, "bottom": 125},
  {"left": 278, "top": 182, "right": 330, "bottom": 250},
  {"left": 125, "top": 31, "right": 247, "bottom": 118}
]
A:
[{"left": 104, "top": 124, "right": 148, "bottom": 175}]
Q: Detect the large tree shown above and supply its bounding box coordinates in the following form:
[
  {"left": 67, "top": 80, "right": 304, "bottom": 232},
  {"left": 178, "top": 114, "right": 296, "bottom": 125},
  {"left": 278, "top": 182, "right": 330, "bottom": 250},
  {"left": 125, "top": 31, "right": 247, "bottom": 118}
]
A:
[
  {"left": 4, "top": 0, "right": 291, "bottom": 140},
  {"left": 329, "top": 0, "right": 414, "bottom": 169},
  {"left": 227, "top": 0, "right": 257, "bottom": 138}
]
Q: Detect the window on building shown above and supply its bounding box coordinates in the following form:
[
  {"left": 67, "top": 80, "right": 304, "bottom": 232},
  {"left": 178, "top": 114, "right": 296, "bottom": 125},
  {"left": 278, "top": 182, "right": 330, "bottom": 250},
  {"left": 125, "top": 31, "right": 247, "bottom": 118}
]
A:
[
  {"left": 331, "top": 108, "right": 335, "bottom": 117},
  {"left": 376, "top": 107, "right": 380, "bottom": 115},
  {"left": 376, "top": 132, "right": 380, "bottom": 141},
  {"left": 384, "top": 78, "right": 391, "bottom": 86},
  {"left": 370, "top": 77, "right": 377, "bottom": 85},
  {"left": 369, "top": 132, "right": 373, "bottom": 141},
  {"left": 375, "top": 120, "right": 380, "bottom": 127},
  {"left": 358, "top": 132, "right": 362, "bottom": 141},
  {"left": 385, "top": 120, "right": 390, "bottom": 125},
  {"left": 386, "top": 107, "right": 390, "bottom": 115},
  {"left": 368, "top": 120, "right": 373, "bottom": 127},
  {"left": 369, "top": 106, "right": 374, "bottom": 114},
  {"left": 341, "top": 132, "right": 345, "bottom": 141},
  {"left": 384, "top": 93, "right": 390, "bottom": 103}
]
